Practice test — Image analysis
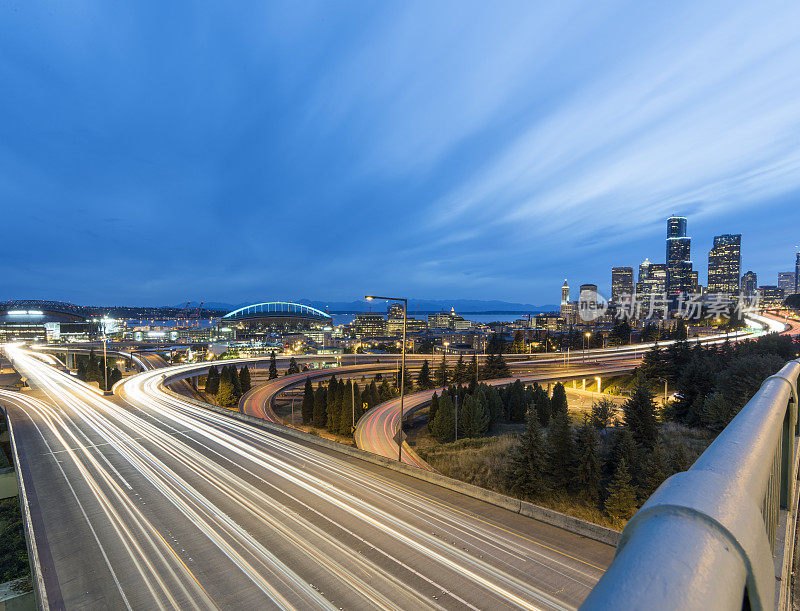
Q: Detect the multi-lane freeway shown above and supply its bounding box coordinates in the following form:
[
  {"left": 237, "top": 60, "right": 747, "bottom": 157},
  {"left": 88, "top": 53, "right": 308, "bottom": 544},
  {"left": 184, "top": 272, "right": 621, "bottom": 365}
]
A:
[{"left": 2, "top": 346, "right": 614, "bottom": 609}]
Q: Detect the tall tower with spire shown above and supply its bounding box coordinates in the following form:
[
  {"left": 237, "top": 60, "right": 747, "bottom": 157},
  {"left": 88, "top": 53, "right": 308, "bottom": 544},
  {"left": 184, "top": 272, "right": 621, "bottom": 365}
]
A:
[{"left": 560, "top": 279, "right": 577, "bottom": 323}]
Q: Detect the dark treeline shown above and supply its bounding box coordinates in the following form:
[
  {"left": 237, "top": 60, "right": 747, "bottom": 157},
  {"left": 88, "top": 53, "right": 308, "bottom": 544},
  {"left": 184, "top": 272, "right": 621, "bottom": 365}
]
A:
[
  {"left": 300, "top": 375, "right": 396, "bottom": 437},
  {"left": 427, "top": 380, "right": 566, "bottom": 443},
  {"left": 499, "top": 376, "right": 684, "bottom": 521},
  {"left": 76, "top": 349, "right": 121, "bottom": 391},
  {"left": 497, "top": 332, "right": 800, "bottom": 522},
  {"left": 640, "top": 332, "right": 799, "bottom": 430},
  {"left": 205, "top": 364, "right": 251, "bottom": 408}
]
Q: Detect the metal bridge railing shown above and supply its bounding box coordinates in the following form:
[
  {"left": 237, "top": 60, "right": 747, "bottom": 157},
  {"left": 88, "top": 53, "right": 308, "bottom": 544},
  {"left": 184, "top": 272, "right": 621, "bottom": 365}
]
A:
[{"left": 582, "top": 359, "right": 800, "bottom": 611}]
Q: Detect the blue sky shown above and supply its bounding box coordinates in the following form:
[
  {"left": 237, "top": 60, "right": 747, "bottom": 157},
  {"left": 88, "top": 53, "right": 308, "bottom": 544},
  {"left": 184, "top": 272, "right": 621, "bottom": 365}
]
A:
[{"left": 1, "top": 1, "right": 799, "bottom": 306}]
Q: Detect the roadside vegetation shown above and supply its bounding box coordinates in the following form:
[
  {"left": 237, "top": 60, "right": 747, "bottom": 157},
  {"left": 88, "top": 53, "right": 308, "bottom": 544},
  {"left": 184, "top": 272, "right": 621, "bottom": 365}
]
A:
[
  {"left": 411, "top": 333, "right": 800, "bottom": 530},
  {"left": 75, "top": 349, "right": 122, "bottom": 391},
  {"left": 0, "top": 498, "right": 30, "bottom": 590}
]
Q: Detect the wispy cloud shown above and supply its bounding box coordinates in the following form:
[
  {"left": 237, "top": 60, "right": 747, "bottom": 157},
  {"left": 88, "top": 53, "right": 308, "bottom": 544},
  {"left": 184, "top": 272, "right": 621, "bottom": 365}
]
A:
[{"left": 424, "top": 2, "right": 800, "bottom": 255}]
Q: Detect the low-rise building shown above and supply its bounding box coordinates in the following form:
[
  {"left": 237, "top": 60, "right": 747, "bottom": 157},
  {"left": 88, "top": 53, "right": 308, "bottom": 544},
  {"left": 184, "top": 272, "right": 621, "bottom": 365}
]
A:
[
  {"left": 354, "top": 313, "right": 385, "bottom": 338},
  {"left": 759, "top": 286, "right": 785, "bottom": 308}
]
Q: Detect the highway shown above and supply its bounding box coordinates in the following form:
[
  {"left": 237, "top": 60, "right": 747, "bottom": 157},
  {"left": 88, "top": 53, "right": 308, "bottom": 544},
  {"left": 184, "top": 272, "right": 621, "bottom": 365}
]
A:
[{"left": 2, "top": 346, "right": 614, "bottom": 609}]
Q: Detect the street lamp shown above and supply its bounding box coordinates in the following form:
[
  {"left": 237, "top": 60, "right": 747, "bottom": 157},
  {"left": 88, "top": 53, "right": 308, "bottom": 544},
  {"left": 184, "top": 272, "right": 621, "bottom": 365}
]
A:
[
  {"left": 584, "top": 332, "right": 591, "bottom": 363},
  {"left": 657, "top": 376, "right": 669, "bottom": 407},
  {"left": 101, "top": 336, "right": 108, "bottom": 391},
  {"left": 366, "top": 295, "right": 407, "bottom": 463}
]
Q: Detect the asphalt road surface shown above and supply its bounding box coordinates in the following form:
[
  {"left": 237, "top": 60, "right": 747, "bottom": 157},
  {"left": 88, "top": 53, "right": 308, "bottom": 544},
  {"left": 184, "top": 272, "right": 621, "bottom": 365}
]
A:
[{"left": 2, "top": 346, "right": 614, "bottom": 610}]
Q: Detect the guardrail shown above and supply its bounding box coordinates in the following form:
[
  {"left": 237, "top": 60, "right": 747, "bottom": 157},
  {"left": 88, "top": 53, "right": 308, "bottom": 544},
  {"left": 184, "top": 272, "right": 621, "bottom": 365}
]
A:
[{"left": 582, "top": 359, "right": 800, "bottom": 610}]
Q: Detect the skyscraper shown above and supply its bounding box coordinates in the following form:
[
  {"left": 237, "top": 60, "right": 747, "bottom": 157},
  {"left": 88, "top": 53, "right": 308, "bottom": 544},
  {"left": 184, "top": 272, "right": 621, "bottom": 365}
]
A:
[
  {"left": 667, "top": 216, "right": 687, "bottom": 239},
  {"left": 741, "top": 271, "right": 757, "bottom": 296},
  {"left": 561, "top": 279, "right": 570, "bottom": 308},
  {"left": 778, "top": 272, "right": 795, "bottom": 295},
  {"left": 651, "top": 264, "right": 667, "bottom": 294},
  {"left": 611, "top": 267, "right": 634, "bottom": 303},
  {"left": 796, "top": 252, "right": 800, "bottom": 295},
  {"left": 707, "top": 234, "right": 741, "bottom": 294},
  {"left": 666, "top": 216, "right": 693, "bottom": 299}
]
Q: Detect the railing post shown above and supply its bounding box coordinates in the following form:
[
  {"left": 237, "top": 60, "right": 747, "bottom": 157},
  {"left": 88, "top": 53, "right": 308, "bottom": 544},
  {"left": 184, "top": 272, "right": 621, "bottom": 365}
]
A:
[{"left": 767, "top": 365, "right": 798, "bottom": 511}]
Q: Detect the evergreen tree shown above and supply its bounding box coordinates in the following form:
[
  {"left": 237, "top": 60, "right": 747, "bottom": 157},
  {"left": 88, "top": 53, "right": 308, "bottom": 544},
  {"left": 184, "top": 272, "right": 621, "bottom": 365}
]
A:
[
  {"left": 623, "top": 376, "right": 659, "bottom": 449},
  {"left": 638, "top": 442, "right": 668, "bottom": 500},
  {"left": 313, "top": 383, "right": 327, "bottom": 428},
  {"left": 604, "top": 459, "right": 637, "bottom": 519},
  {"left": 469, "top": 354, "right": 478, "bottom": 382},
  {"left": 286, "top": 357, "right": 300, "bottom": 375},
  {"left": 506, "top": 380, "right": 527, "bottom": 422},
  {"left": 430, "top": 392, "right": 456, "bottom": 443},
  {"left": 326, "top": 376, "right": 340, "bottom": 433},
  {"left": 573, "top": 421, "right": 601, "bottom": 502},
  {"left": 339, "top": 380, "right": 355, "bottom": 436},
  {"left": 268, "top": 351, "right": 278, "bottom": 379},
  {"left": 238, "top": 365, "right": 252, "bottom": 394},
  {"left": 547, "top": 411, "right": 575, "bottom": 489},
  {"left": 205, "top": 365, "right": 220, "bottom": 395},
  {"left": 494, "top": 353, "right": 511, "bottom": 378},
  {"left": 639, "top": 342, "right": 665, "bottom": 380},
  {"left": 590, "top": 398, "right": 615, "bottom": 433},
  {"left": 301, "top": 378, "right": 315, "bottom": 424},
  {"left": 504, "top": 414, "right": 549, "bottom": 498},
  {"left": 453, "top": 355, "right": 467, "bottom": 384},
  {"left": 673, "top": 346, "right": 715, "bottom": 426},
  {"left": 665, "top": 337, "right": 691, "bottom": 383},
  {"left": 485, "top": 385, "right": 504, "bottom": 426},
  {"left": 378, "top": 379, "right": 394, "bottom": 401},
  {"left": 417, "top": 359, "right": 432, "bottom": 389},
  {"left": 217, "top": 376, "right": 237, "bottom": 407},
  {"left": 230, "top": 365, "right": 243, "bottom": 398},
  {"left": 533, "top": 385, "right": 551, "bottom": 428},
  {"left": 108, "top": 367, "right": 123, "bottom": 389},
  {"left": 486, "top": 333, "right": 505, "bottom": 355},
  {"left": 77, "top": 359, "right": 88, "bottom": 381},
  {"left": 435, "top": 355, "right": 449, "bottom": 387},
  {"left": 354, "top": 381, "right": 364, "bottom": 420},
  {"left": 85, "top": 349, "right": 102, "bottom": 384},
  {"left": 368, "top": 380, "right": 379, "bottom": 408},
  {"left": 428, "top": 392, "right": 440, "bottom": 432},
  {"left": 606, "top": 429, "right": 637, "bottom": 480},
  {"left": 550, "top": 383, "right": 568, "bottom": 418},
  {"left": 458, "top": 394, "right": 490, "bottom": 438}
]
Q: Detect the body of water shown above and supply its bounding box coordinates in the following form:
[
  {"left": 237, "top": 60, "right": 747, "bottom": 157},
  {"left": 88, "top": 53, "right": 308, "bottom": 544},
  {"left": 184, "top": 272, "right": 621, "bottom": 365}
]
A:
[{"left": 330, "top": 313, "right": 541, "bottom": 326}]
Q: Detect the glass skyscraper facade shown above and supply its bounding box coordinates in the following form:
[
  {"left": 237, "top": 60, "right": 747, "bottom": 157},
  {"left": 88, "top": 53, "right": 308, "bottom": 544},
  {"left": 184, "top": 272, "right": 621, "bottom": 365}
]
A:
[
  {"left": 611, "top": 267, "right": 634, "bottom": 303},
  {"left": 707, "top": 234, "right": 741, "bottom": 294},
  {"left": 666, "top": 216, "right": 693, "bottom": 298}
]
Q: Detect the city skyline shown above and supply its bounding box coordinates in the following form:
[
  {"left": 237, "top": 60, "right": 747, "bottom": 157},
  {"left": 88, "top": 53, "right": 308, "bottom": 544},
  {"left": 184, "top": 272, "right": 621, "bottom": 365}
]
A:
[{"left": 2, "top": 2, "right": 800, "bottom": 305}]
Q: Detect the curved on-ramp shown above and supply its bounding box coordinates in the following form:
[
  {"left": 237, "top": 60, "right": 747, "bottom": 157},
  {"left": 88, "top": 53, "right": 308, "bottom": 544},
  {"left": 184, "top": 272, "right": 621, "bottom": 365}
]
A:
[{"left": 354, "top": 361, "right": 643, "bottom": 470}]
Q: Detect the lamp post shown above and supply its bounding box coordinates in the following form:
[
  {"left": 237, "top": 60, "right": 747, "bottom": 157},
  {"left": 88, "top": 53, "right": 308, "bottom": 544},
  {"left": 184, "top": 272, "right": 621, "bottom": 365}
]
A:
[
  {"left": 657, "top": 377, "right": 668, "bottom": 407},
  {"left": 584, "top": 332, "right": 591, "bottom": 363},
  {"left": 101, "top": 336, "right": 108, "bottom": 391},
  {"left": 366, "top": 295, "right": 407, "bottom": 463}
]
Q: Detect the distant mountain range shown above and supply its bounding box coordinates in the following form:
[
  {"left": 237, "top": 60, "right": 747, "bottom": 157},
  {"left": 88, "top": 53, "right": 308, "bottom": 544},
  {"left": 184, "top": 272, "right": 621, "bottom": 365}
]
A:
[{"left": 175, "top": 299, "right": 558, "bottom": 314}]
